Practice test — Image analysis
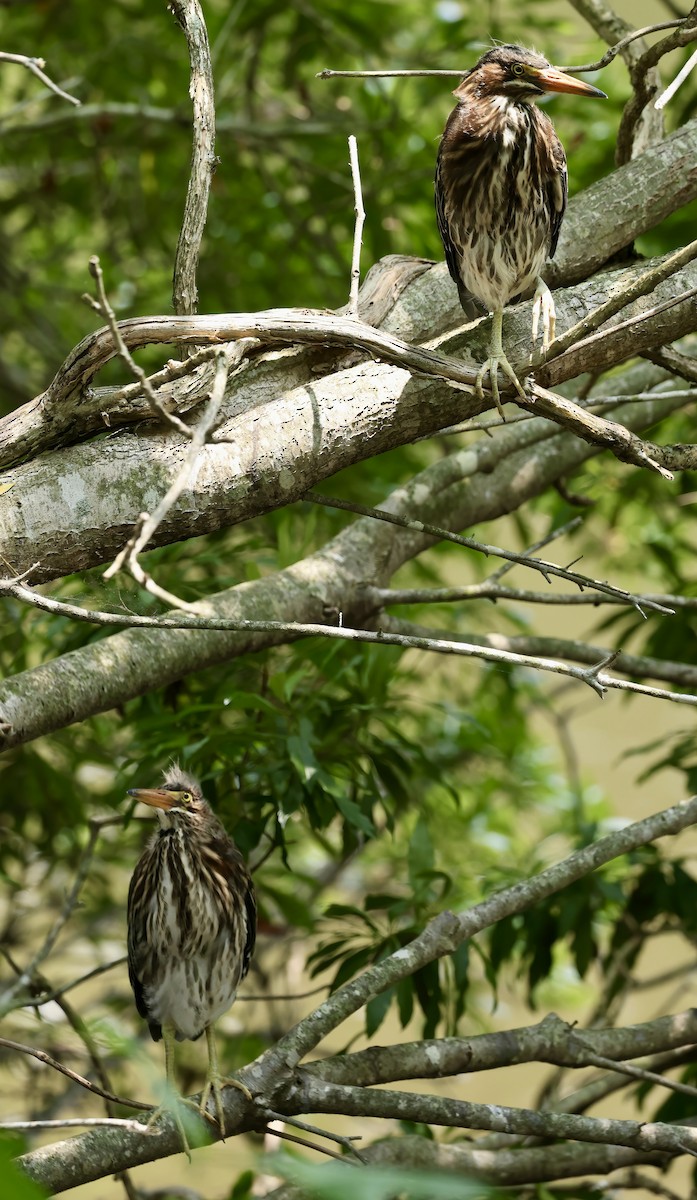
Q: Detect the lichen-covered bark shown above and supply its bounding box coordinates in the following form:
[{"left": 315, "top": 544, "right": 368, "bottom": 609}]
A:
[{"left": 0, "top": 387, "right": 683, "bottom": 750}]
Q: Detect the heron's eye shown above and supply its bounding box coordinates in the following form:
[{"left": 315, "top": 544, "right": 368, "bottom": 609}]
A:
[
  {"left": 180, "top": 792, "right": 193, "bottom": 804},
  {"left": 511, "top": 63, "right": 525, "bottom": 76}
]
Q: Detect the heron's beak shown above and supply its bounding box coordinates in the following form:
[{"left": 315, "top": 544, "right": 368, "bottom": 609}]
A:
[
  {"left": 535, "top": 66, "right": 606, "bottom": 99},
  {"left": 127, "top": 787, "right": 175, "bottom": 811}
]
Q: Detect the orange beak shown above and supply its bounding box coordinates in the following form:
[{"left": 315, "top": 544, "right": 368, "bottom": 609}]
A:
[
  {"left": 128, "top": 787, "right": 176, "bottom": 811},
  {"left": 535, "top": 66, "right": 606, "bottom": 99}
]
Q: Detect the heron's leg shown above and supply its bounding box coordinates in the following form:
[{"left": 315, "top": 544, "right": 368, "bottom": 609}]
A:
[
  {"left": 531, "top": 277, "right": 556, "bottom": 351},
  {"left": 200, "top": 1023, "right": 253, "bottom": 1140},
  {"left": 147, "top": 1022, "right": 213, "bottom": 1159},
  {"left": 475, "top": 308, "right": 528, "bottom": 419}
]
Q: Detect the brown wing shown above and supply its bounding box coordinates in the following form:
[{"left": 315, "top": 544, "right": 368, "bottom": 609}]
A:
[
  {"left": 209, "top": 832, "right": 257, "bottom": 981},
  {"left": 127, "top": 844, "right": 162, "bottom": 1040},
  {"left": 547, "top": 135, "right": 568, "bottom": 260}
]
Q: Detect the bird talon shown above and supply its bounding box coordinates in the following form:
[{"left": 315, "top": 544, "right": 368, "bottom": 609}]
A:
[{"left": 145, "top": 1097, "right": 210, "bottom": 1160}]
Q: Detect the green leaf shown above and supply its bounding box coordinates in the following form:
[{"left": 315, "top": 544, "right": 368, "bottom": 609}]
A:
[
  {"left": 267, "top": 1151, "right": 495, "bottom": 1200},
  {"left": 0, "top": 1136, "right": 51, "bottom": 1199},
  {"left": 366, "top": 986, "right": 394, "bottom": 1036},
  {"left": 335, "top": 793, "right": 376, "bottom": 836},
  {"left": 408, "top": 815, "right": 434, "bottom": 887}
]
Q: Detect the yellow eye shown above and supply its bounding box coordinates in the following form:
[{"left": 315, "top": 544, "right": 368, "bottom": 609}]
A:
[
  {"left": 511, "top": 63, "right": 525, "bottom": 76},
  {"left": 180, "top": 792, "right": 193, "bottom": 804}
]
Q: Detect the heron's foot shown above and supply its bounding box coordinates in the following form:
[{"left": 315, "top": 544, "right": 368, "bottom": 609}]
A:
[
  {"left": 146, "top": 1096, "right": 214, "bottom": 1160},
  {"left": 475, "top": 353, "right": 528, "bottom": 420},
  {"left": 200, "top": 1074, "right": 253, "bottom": 1141},
  {"left": 531, "top": 279, "right": 556, "bottom": 352}
]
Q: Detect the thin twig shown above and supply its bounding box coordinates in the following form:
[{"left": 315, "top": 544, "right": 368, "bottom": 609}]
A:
[
  {"left": 28, "top": 957, "right": 128, "bottom": 1006},
  {"left": 544, "top": 241, "right": 697, "bottom": 363},
  {"left": 486, "top": 516, "right": 583, "bottom": 585},
  {"left": 317, "top": 24, "right": 686, "bottom": 82},
  {"left": 86, "top": 256, "right": 194, "bottom": 437},
  {"left": 0, "top": 51, "right": 81, "bottom": 105},
  {"left": 562, "top": 20, "right": 685, "bottom": 71},
  {"left": 656, "top": 46, "right": 697, "bottom": 108},
  {"left": 169, "top": 0, "right": 216, "bottom": 322},
  {"left": 263, "top": 1109, "right": 366, "bottom": 1162},
  {"left": 0, "top": 1119, "right": 150, "bottom": 1132},
  {"left": 369, "top": 581, "right": 694, "bottom": 610},
  {"left": 318, "top": 67, "right": 469, "bottom": 79},
  {"left": 0, "top": 572, "right": 691, "bottom": 704},
  {"left": 347, "top": 136, "right": 365, "bottom": 319},
  {"left": 303, "top": 491, "right": 674, "bottom": 616},
  {"left": 576, "top": 1047, "right": 697, "bottom": 1102},
  {"left": 264, "top": 1125, "right": 355, "bottom": 1163},
  {"left": 0, "top": 1038, "right": 151, "bottom": 1111},
  {"left": 103, "top": 346, "right": 234, "bottom": 606}
]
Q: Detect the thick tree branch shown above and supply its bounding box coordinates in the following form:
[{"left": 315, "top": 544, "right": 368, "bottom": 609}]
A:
[
  {"left": 283, "top": 1076, "right": 697, "bottom": 1158},
  {"left": 0, "top": 389, "right": 685, "bottom": 748},
  {"left": 296, "top": 1135, "right": 669, "bottom": 1188},
  {"left": 1, "top": 115, "right": 696, "bottom": 475},
  {"left": 303, "top": 1010, "right": 697, "bottom": 1087},
  {"left": 0, "top": 268, "right": 693, "bottom": 583}
]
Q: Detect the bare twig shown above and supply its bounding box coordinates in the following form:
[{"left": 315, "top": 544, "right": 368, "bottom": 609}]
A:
[
  {"left": 656, "top": 45, "right": 697, "bottom": 107},
  {"left": 28, "top": 957, "right": 128, "bottom": 1006},
  {"left": 486, "top": 516, "right": 583, "bottom": 584},
  {"left": 264, "top": 1126, "right": 354, "bottom": 1163},
  {"left": 1, "top": 1119, "right": 150, "bottom": 1132},
  {"left": 0, "top": 1038, "right": 151, "bottom": 1111},
  {"left": 103, "top": 346, "right": 234, "bottom": 606},
  {"left": 575, "top": 1046, "right": 697, "bottom": 1102},
  {"left": 347, "top": 136, "right": 365, "bottom": 319},
  {"left": 545, "top": 241, "right": 697, "bottom": 363},
  {"left": 0, "top": 572, "right": 690, "bottom": 704},
  {"left": 563, "top": 20, "right": 686, "bottom": 71},
  {"left": 263, "top": 1110, "right": 366, "bottom": 1163},
  {"left": 86, "top": 256, "right": 194, "bottom": 437},
  {"left": 169, "top": 0, "right": 216, "bottom": 320},
  {"left": 318, "top": 67, "right": 469, "bottom": 79},
  {"left": 303, "top": 491, "right": 674, "bottom": 615},
  {"left": 0, "top": 50, "right": 81, "bottom": 106},
  {"left": 317, "top": 23, "right": 687, "bottom": 82},
  {"left": 369, "top": 581, "right": 692, "bottom": 611}
]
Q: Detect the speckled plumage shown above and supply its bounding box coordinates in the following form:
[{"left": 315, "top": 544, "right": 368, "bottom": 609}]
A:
[
  {"left": 127, "top": 766, "right": 256, "bottom": 1044},
  {"left": 433, "top": 44, "right": 604, "bottom": 414},
  {"left": 435, "top": 45, "right": 568, "bottom": 315}
]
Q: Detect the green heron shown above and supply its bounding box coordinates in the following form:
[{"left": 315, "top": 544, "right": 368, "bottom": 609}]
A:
[
  {"left": 127, "top": 766, "right": 256, "bottom": 1151},
  {"left": 435, "top": 44, "right": 606, "bottom": 415}
]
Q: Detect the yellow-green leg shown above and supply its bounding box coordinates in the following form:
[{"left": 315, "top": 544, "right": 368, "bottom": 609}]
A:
[
  {"left": 148, "top": 1022, "right": 213, "bottom": 1159},
  {"left": 199, "top": 1023, "right": 253, "bottom": 1140},
  {"left": 475, "top": 308, "right": 528, "bottom": 420}
]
